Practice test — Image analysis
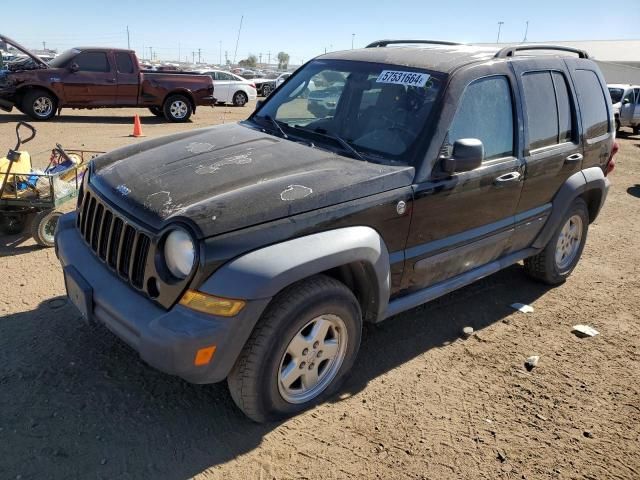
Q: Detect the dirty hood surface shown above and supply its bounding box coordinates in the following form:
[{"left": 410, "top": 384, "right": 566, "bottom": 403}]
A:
[{"left": 90, "top": 123, "right": 415, "bottom": 238}]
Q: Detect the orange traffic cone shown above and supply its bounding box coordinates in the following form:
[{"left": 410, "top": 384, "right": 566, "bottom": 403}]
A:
[{"left": 130, "top": 114, "right": 145, "bottom": 137}]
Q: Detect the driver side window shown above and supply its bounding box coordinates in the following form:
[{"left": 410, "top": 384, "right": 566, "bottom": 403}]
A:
[
  {"left": 449, "top": 76, "right": 514, "bottom": 161},
  {"left": 73, "top": 52, "right": 110, "bottom": 73}
]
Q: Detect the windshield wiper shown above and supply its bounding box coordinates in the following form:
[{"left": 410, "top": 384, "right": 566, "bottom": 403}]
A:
[
  {"left": 260, "top": 115, "right": 288, "bottom": 139},
  {"left": 293, "top": 126, "right": 365, "bottom": 161}
]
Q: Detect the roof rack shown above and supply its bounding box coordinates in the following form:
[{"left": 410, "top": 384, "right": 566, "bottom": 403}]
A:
[
  {"left": 366, "top": 40, "right": 463, "bottom": 48},
  {"left": 495, "top": 44, "right": 589, "bottom": 59}
]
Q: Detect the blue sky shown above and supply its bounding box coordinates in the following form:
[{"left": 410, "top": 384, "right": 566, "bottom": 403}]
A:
[{"left": 4, "top": 0, "right": 639, "bottom": 64}]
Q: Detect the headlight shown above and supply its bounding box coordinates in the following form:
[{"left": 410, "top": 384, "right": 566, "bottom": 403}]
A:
[{"left": 164, "top": 229, "right": 196, "bottom": 279}]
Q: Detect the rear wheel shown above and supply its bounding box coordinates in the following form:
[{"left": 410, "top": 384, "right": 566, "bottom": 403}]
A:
[
  {"left": 31, "top": 210, "right": 62, "bottom": 247},
  {"left": 524, "top": 198, "right": 589, "bottom": 285},
  {"left": 262, "top": 84, "right": 272, "bottom": 97},
  {"left": 227, "top": 275, "right": 362, "bottom": 422},
  {"left": 232, "top": 91, "right": 248, "bottom": 107},
  {"left": 163, "top": 94, "right": 193, "bottom": 122},
  {"left": 22, "top": 89, "right": 57, "bottom": 121},
  {"left": 149, "top": 106, "right": 164, "bottom": 117}
]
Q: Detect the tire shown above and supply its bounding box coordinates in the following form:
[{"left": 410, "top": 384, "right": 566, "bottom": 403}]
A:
[
  {"left": 0, "top": 213, "right": 28, "bottom": 235},
  {"left": 524, "top": 198, "right": 589, "bottom": 285},
  {"left": 163, "top": 94, "right": 193, "bottom": 122},
  {"left": 149, "top": 106, "right": 164, "bottom": 117},
  {"left": 232, "top": 91, "right": 248, "bottom": 107},
  {"left": 262, "top": 84, "right": 272, "bottom": 97},
  {"left": 227, "top": 275, "right": 362, "bottom": 423},
  {"left": 22, "top": 89, "right": 57, "bottom": 121},
  {"left": 31, "top": 210, "right": 62, "bottom": 247}
]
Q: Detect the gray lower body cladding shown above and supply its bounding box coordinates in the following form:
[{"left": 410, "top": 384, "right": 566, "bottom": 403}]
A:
[{"left": 55, "top": 212, "right": 271, "bottom": 384}]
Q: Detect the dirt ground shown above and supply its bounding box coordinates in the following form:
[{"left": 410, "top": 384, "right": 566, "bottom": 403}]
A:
[{"left": 0, "top": 106, "right": 639, "bottom": 480}]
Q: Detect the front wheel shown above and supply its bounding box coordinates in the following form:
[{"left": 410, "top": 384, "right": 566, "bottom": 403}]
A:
[
  {"left": 524, "top": 198, "right": 589, "bottom": 285},
  {"left": 227, "top": 275, "right": 362, "bottom": 422},
  {"left": 31, "top": 210, "right": 62, "bottom": 247},
  {"left": 232, "top": 91, "right": 248, "bottom": 107},
  {"left": 22, "top": 89, "right": 57, "bottom": 121},
  {"left": 163, "top": 94, "right": 193, "bottom": 122}
]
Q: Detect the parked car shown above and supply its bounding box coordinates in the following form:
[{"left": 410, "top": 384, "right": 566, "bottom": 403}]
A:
[
  {"left": 608, "top": 83, "right": 640, "bottom": 133},
  {"left": 0, "top": 35, "right": 214, "bottom": 122},
  {"left": 306, "top": 82, "right": 344, "bottom": 117},
  {"left": 56, "top": 40, "right": 615, "bottom": 423},
  {"left": 275, "top": 72, "right": 290, "bottom": 88},
  {"left": 253, "top": 77, "right": 277, "bottom": 97},
  {"left": 199, "top": 70, "right": 257, "bottom": 106}
]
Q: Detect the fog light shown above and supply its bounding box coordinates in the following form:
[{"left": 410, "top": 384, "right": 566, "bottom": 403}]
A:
[
  {"left": 179, "top": 290, "right": 246, "bottom": 317},
  {"left": 194, "top": 345, "right": 216, "bottom": 366}
]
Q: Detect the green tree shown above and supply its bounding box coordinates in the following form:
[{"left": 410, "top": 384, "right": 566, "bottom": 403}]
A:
[
  {"left": 239, "top": 54, "right": 258, "bottom": 67},
  {"left": 277, "top": 52, "right": 290, "bottom": 70}
]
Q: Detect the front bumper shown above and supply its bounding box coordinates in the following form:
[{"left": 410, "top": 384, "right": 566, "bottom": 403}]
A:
[{"left": 55, "top": 212, "right": 271, "bottom": 384}]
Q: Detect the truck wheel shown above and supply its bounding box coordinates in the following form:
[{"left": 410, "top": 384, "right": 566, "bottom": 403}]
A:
[
  {"left": 163, "top": 95, "right": 192, "bottom": 122},
  {"left": 232, "top": 91, "right": 248, "bottom": 107},
  {"left": 524, "top": 198, "right": 589, "bottom": 285},
  {"left": 31, "top": 210, "right": 62, "bottom": 247},
  {"left": 149, "top": 106, "right": 164, "bottom": 117},
  {"left": 227, "top": 275, "right": 362, "bottom": 423},
  {"left": 22, "top": 90, "right": 57, "bottom": 121}
]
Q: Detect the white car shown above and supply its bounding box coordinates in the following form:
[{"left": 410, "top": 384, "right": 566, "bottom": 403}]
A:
[
  {"left": 608, "top": 84, "right": 640, "bottom": 134},
  {"left": 275, "top": 73, "right": 291, "bottom": 88},
  {"left": 200, "top": 70, "right": 257, "bottom": 106}
]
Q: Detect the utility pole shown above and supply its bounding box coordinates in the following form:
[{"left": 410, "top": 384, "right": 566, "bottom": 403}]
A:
[
  {"left": 198, "top": 48, "right": 201, "bottom": 64},
  {"left": 192, "top": 51, "right": 196, "bottom": 64},
  {"left": 497, "top": 21, "right": 504, "bottom": 43},
  {"left": 259, "top": 53, "right": 262, "bottom": 65},
  {"left": 352, "top": 33, "right": 355, "bottom": 49},
  {"left": 523, "top": 20, "right": 529, "bottom": 42},
  {"left": 42, "top": 41, "right": 46, "bottom": 51},
  {"left": 233, "top": 15, "right": 243, "bottom": 65},
  {"left": 149, "top": 46, "right": 153, "bottom": 61},
  {"left": 225, "top": 50, "right": 229, "bottom": 64},
  {"left": 267, "top": 51, "right": 271, "bottom": 66},
  {"left": 219, "top": 40, "right": 222, "bottom": 65},
  {"left": 126, "top": 25, "right": 130, "bottom": 49}
]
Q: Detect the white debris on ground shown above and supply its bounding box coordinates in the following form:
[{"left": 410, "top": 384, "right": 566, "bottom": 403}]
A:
[
  {"left": 462, "top": 326, "right": 474, "bottom": 338},
  {"left": 572, "top": 325, "right": 600, "bottom": 338},
  {"left": 510, "top": 303, "right": 535, "bottom": 313},
  {"left": 525, "top": 355, "right": 540, "bottom": 371}
]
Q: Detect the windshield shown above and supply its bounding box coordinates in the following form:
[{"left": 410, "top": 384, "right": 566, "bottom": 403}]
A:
[
  {"left": 608, "top": 87, "right": 624, "bottom": 104},
  {"left": 253, "top": 59, "right": 443, "bottom": 164},
  {"left": 49, "top": 49, "right": 80, "bottom": 68}
]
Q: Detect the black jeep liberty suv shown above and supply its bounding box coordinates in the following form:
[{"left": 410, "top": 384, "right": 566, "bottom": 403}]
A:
[{"left": 55, "top": 41, "right": 615, "bottom": 422}]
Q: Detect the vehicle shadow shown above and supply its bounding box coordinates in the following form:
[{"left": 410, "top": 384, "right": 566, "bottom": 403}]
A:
[
  {"left": 0, "top": 113, "right": 179, "bottom": 125},
  {"left": 0, "top": 264, "right": 551, "bottom": 479},
  {"left": 0, "top": 231, "right": 43, "bottom": 257},
  {"left": 627, "top": 184, "right": 640, "bottom": 198}
]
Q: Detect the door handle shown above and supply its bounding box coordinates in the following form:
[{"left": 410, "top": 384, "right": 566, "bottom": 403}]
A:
[
  {"left": 494, "top": 171, "right": 521, "bottom": 185},
  {"left": 565, "top": 153, "right": 583, "bottom": 163}
]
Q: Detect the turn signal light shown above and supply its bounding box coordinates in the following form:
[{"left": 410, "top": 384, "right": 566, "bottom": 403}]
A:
[
  {"left": 179, "top": 290, "right": 246, "bottom": 317},
  {"left": 194, "top": 346, "right": 217, "bottom": 366}
]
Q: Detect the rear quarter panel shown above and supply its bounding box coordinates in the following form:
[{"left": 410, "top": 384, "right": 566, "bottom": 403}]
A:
[{"left": 139, "top": 73, "right": 214, "bottom": 107}]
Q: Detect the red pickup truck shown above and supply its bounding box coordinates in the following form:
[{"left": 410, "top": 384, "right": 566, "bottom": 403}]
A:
[{"left": 0, "top": 35, "right": 214, "bottom": 122}]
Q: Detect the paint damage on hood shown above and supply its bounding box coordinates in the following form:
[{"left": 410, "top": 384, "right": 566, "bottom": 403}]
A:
[{"left": 90, "top": 122, "right": 415, "bottom": 238}]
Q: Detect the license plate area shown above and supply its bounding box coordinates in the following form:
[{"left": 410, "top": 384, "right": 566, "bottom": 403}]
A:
[{"left": 64, "top": 266, "right": 93, "bottom": 321}]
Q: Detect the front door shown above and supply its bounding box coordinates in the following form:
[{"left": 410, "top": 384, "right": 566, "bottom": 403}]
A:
[
  {"left": 213, "top": 72, "right": 234, "bottom": 104},
  {"left": 620, "top": 88, "right": 636, "bottom": 127},
  {"left": 63, "top": 51, "right": 116, "bottom": 106},
  {"left": 403, "top": 74, "right": 524, "bottom": 291}
]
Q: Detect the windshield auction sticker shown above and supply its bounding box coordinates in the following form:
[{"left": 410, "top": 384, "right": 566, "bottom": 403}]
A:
[{"left": 376, "top": 70, "right": 430, "bottom": 87}]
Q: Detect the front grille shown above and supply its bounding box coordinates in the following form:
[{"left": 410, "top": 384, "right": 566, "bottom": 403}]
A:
[{"left": 76, "top": 186, "right": 152, "bottom": 293}]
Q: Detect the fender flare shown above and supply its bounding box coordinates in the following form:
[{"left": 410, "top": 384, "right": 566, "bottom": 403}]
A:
[
  {"left": 199, "top": 226, "right": 391, "bottom": 321},
  {"left": 532, "top": 166, "right": 609, "bottom": 249}
]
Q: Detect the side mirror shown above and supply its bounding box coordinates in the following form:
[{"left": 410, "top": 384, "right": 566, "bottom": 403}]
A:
[
  {"left": 442, "top": 138, "right": 484, "bottom": 174},
  {"left": 623, "top": 98, "right": 631, "bottom": 105},
  {"left": 69, "top": 63, "right": 79, "bottom": 73}
]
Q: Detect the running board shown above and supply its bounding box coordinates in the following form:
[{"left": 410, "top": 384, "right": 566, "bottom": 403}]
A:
[{"left": 382, "top": 248, "right": 538, "bottom": 320}]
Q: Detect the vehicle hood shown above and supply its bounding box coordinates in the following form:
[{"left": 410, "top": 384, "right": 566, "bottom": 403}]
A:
[
  {"left": 0, "top": 34, "right": 48, "bottom": 68},
  {"left": 90, "top": 122, "right": 414, "bottom": 238}
]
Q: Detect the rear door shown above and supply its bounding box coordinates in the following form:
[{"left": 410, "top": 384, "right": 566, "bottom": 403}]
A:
[
  {"left": 510, "top": 60, "right": 583, "bottom": 245},
  {"left": 63, "top": 51, "right": 117, "bottom": 106},
  {"left": 115, "top": 52, "right": 138, "bottom": 106},
  {"left": 214, "top": 71, "right": 233, "bottom": 103},
  {"left": 619, "top": 88, "right": 636, "bottom": 126},
  {"left": 403, "top": 71, "right": 525, "bottom": 291}
]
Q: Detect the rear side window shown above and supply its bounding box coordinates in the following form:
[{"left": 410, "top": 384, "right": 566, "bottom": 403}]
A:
[
  {"left": 573, "top": 69, "right": 609, "bottom": 139},
  {"left": 115, "top": 53, "right": 134, "bottom": 74},
  {"left": 449, "top": 76, "right": 514, "bottom": 161},
  {"left": 521, "top": 71, "right": 574, "bottom": 150},
  {"left": 74, "top": 52, "right": 110, "bottom": 72}
]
